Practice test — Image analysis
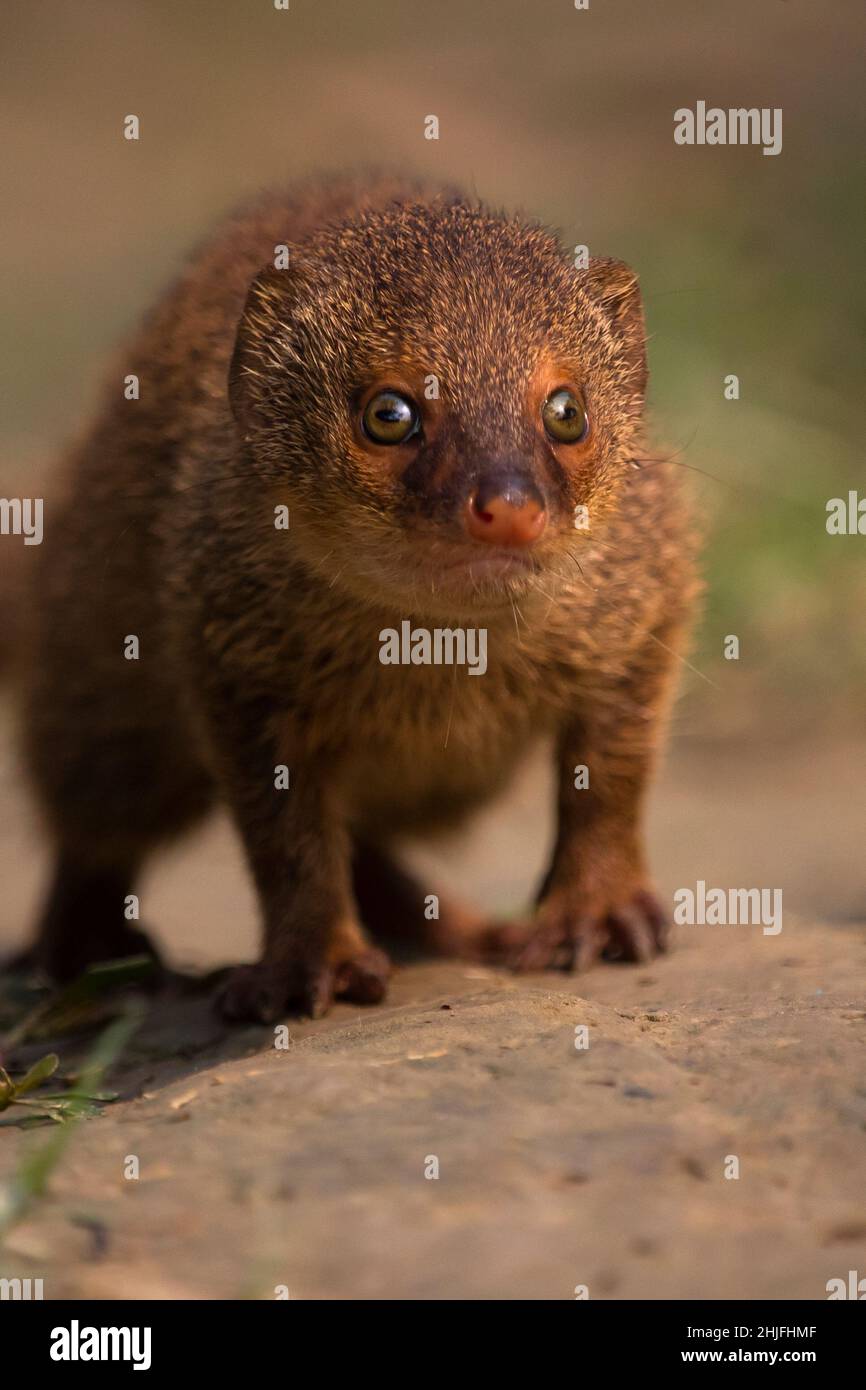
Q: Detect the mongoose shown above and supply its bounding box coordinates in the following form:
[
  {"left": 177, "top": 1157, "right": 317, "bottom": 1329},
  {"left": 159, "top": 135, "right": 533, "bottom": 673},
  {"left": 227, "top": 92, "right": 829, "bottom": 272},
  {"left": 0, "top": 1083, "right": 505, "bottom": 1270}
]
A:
[{"left": 16, "top": 173, "right": 698, "bottom": 1021}]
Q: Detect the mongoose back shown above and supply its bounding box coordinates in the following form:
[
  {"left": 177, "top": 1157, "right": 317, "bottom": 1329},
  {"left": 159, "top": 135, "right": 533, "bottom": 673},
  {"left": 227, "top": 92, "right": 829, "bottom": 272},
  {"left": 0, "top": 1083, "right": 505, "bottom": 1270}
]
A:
[{"left": 17, "top": 173, "right": 697, "bottom": 1020}]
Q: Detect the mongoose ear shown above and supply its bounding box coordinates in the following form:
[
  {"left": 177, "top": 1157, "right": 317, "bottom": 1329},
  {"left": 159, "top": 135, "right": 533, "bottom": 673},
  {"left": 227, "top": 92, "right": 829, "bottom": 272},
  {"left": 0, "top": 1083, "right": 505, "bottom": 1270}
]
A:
[
  {"left": 580, "top": 258, "right": 647, "bottom": 396},
  {"left": 228, "top": 262, "right": 300, "bottom": 432}
]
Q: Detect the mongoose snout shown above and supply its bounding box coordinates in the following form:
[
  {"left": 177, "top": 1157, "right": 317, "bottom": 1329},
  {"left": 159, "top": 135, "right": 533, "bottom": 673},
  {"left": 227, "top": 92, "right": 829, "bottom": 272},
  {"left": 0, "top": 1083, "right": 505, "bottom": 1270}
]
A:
[{"left": 466, "top": 470, "right": 547, "bottom": 548}]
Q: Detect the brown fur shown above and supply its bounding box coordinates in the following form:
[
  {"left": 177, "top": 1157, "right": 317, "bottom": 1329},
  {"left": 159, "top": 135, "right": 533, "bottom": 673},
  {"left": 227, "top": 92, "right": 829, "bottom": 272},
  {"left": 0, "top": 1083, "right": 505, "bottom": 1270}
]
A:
[{"left": 16, "top": 173, "right": 698, "bottom": 1019}]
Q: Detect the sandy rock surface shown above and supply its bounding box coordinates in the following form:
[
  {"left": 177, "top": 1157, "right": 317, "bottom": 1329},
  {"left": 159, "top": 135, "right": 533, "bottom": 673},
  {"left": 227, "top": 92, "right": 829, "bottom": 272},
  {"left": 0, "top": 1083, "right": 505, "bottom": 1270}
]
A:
[
  {"left": 1, "top": 918, "right": 864, "bottom": 1300},
  {"left": 1, "top": 719, "right": 864, "bottom": 1299}
]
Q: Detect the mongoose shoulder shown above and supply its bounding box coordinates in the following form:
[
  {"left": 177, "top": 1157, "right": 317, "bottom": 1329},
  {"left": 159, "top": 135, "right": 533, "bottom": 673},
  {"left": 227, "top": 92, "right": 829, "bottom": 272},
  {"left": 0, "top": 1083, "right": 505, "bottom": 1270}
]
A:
[{"left": 19, "top": 172, "right": 698, "bottom": 1018}]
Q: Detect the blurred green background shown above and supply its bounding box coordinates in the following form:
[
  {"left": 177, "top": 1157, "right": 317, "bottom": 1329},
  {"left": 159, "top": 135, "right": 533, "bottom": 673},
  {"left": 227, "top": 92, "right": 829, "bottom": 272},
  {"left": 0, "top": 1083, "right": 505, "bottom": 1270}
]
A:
[{"left": 2, "top": 0, "right": 863, "bottom": 733}]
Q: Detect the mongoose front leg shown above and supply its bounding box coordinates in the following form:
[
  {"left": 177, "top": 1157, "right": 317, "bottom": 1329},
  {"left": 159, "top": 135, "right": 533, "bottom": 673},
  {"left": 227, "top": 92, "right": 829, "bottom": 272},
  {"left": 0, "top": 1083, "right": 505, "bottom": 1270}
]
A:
[
  {"left": 13, "top": 856, "right": 164, "bottom": 983},
  {"left": 207, "top": 700, "right": 390, "bottom": 1021},
  {"left": 489, "top": 639, "right": 677, "bottom": 973}
]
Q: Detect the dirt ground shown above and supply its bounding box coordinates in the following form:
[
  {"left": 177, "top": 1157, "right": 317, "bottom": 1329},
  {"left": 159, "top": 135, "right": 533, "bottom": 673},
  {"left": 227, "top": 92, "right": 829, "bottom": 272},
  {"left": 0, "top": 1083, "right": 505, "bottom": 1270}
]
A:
[{"left": 1, "top": 704, "right": 864, "bottom": 1300}]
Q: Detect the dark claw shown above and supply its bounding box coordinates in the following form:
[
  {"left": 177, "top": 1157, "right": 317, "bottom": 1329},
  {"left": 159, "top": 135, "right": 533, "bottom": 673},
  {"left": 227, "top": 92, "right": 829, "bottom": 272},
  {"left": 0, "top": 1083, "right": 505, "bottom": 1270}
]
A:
[
  {"left": 605, "top": 905, "right": 657, "bottom": 964},
  {"left": 482, "top": 888, "right": 668, "bottom": 976},
  {"left": 217, "top": 964, "right": 287, "bottom": 1023},
  {"left": 333, "top": 948, "right": 391, "bottom": 1004},
  {"left": 216, "top": 946, "right": 392, "bottom": 1023}
]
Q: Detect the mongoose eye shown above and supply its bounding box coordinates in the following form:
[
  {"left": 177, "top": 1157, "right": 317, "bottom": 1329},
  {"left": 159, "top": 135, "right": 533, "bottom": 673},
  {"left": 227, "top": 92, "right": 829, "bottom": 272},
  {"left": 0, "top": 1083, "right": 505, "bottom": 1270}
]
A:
[
  {"left": 542, "top": 388, "right": 589, "bottom": 444},
  {"left": 361, "top": 391, "right": 420, "bottom": 445}
]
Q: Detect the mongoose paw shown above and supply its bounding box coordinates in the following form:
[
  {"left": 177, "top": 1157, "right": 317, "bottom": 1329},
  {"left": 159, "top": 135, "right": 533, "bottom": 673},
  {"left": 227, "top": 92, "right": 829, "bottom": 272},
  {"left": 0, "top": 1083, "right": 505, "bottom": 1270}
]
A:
[
  {"left": 481, "top": 888, "right": 669, "bottom": 974},
  {"left": 331, "top": 946, "right": 392, "bottom": 1004},
  {"left": 216, "top": 947, "right": 392, "bottom": 1024}
]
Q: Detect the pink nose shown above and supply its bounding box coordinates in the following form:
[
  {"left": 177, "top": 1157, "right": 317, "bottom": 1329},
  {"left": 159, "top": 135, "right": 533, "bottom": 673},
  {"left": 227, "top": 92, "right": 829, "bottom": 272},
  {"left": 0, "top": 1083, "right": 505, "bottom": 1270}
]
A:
[{"left": 465, "top": 478, "right": 547, "bottom": 548}]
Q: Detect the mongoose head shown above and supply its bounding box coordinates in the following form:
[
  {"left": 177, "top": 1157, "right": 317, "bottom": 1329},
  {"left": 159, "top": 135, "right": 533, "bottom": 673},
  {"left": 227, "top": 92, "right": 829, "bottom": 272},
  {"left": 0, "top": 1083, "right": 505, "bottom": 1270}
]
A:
[{"left": 229, "top": 197, "right": 647, "bottom": 620}]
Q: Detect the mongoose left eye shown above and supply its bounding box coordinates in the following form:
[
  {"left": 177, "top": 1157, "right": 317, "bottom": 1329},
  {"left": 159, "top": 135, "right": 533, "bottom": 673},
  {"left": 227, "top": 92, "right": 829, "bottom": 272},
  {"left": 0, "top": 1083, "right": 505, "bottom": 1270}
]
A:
[
  {"left": 362, "top": 391, "right": 421, "bottom": 445},
  {"left": 542, "top": 388, "right": 589, "bottom": 444}
]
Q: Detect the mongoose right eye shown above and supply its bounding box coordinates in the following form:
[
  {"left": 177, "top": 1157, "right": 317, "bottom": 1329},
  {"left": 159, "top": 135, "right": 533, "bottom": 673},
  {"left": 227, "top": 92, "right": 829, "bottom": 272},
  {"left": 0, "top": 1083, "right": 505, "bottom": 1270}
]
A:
[
  {"left": 542, "top": 388, "right": 589, "bottom": 444},
  {"left": 361, "top": 391, "right": 420, "bottom": 445}
]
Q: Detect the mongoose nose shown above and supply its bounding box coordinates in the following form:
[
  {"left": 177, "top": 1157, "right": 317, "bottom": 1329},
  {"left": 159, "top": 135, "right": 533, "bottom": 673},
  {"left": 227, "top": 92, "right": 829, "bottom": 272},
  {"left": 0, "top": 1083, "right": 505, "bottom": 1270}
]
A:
[{"left": 466, "top": 473, "right": 547, "bottom": 548}]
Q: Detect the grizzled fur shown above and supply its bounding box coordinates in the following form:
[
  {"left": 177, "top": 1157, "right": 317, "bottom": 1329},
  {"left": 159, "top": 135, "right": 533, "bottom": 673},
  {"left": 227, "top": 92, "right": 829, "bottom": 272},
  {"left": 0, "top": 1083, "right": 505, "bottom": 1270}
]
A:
[{"left": 17, "top": 173, "right": 698, "bottom": 1019}]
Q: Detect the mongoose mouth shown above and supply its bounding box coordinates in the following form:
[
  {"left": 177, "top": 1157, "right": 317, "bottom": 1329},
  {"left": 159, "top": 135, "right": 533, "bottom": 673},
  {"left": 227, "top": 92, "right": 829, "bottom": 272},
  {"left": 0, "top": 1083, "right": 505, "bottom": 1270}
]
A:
[
  {"left": 415, "top": 542, "right": 544, "bottom": 607},
  {"left": 441, "top": 549, "right": 539, "bottom": 580}
]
